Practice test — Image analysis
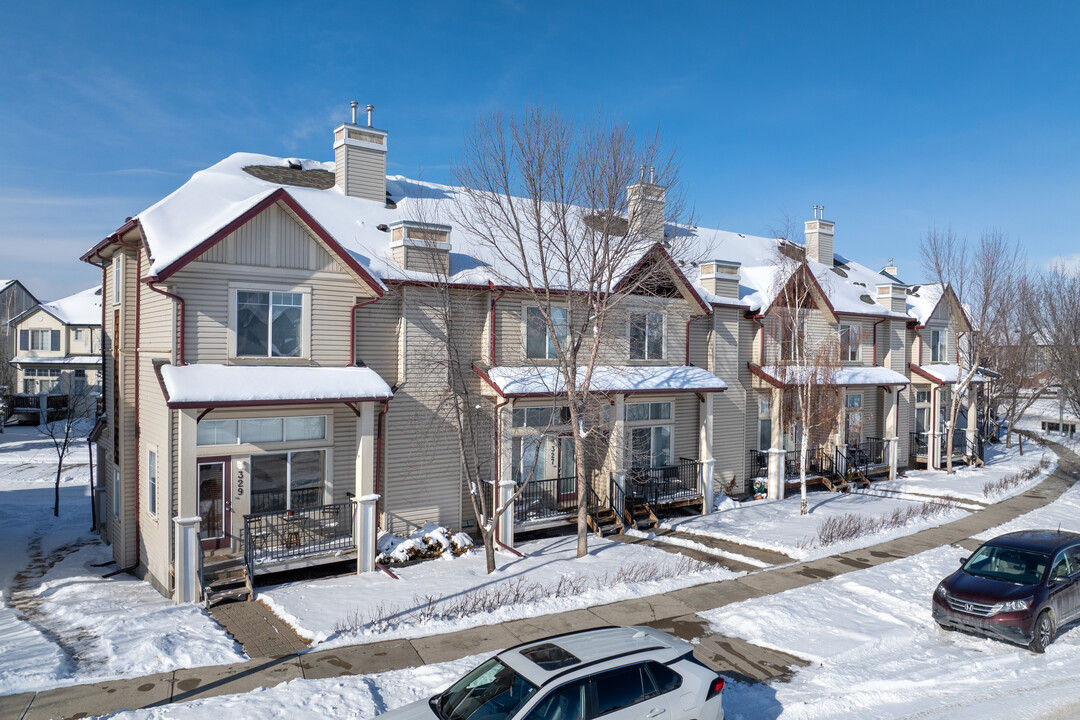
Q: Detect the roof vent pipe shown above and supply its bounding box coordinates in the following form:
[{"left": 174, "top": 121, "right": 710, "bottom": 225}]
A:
[
  {"left": 350, "top": 101, "right": 358, "bottom": 124},
  {"left": 367, "top": 104, "right": 374, "bottom": 128}
]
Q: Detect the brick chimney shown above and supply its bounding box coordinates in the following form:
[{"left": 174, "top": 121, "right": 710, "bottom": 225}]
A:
[
  {"left": 804, "top": 206, "right": 834, "bottom": 265},
  {"left": 334, "top": 102, "right": 388, "bottom": 203},
  {"left": 627, "top": 165, "right": 665, "bottom": 244},
  {"left": 698, "top": 259, "right": 741, "bottom": 299}
]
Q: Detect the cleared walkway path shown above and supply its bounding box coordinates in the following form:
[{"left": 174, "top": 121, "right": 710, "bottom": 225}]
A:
[{"left": 6, "top": 438, "right": 1077, "bottom": 720}]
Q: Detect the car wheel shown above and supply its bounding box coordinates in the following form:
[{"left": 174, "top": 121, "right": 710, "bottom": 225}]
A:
[{"left": 1029, "top": 610, "right": 1055, "bottom": 654}]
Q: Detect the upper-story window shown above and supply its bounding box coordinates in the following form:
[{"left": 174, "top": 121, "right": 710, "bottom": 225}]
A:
[
  {"left": 931, "top": 329, "right": 946, "bottom": 362},
  {"left": 236, "top": 290, "right": 304, "bottom": 358},
  {"left": 112, "top": 255, "right": 122, "bottom": 305},
  {"left": 772, "top": 308, "right": 807, "bottom": 362},
  {"left": 525, "top": 306, "right": 568, "bottom": 360},
  {"left": 629, "top": 312, "right": 665, "bottom": 361},
  {"left": 73, "top": 328, "right": 84, "bottom": 341},
  {"left": 28, "top": 329, "right": 56, "bottom": 351},
  {"left": 839, "top": 324, "right": 861, "bottom": 362}
]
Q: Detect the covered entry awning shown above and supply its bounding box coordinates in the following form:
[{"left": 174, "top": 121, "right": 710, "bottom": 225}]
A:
[
  {"left": 909, "top": 363, "right": 988, "bottom": 385},
  {"left": 750, "top": 363, "right": 910, "bottom": 388},
  {"left": 475, "top": 364, "right": 727, "bottom": 398},
  {"left": 157, "top": 363, "right": 393, "bottom": 408}
]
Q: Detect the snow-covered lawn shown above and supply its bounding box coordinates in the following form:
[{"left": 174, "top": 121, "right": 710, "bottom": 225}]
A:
[
  {"left": 261, "top": 533, "right": 740, "bottom": 649},
  {"left": 0, "top": 424, "right": 244, "bottom": 696},
  {"left": 702, "top": 543, "right": 1080, "bottom": 719},
  {"left": 659, "top": 442, "right": 1056, "bottom": 561}
]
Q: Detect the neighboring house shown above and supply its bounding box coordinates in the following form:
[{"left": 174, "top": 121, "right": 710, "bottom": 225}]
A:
[
  {"left": 81, "top": 107, "right": 978, "bottom": 604},
  {"left": 7, "top": 286, "right": 102, "bottom": 419},
  {"left": 0, "top": 279, "right": 40, "bottom": 394}
]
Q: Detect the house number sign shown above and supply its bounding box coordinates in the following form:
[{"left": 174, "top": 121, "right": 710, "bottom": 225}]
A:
[{"left": 235, "top": 465, "right": 245, "bottom": 496}]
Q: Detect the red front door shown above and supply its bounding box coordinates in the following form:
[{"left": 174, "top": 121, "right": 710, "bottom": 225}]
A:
[{"left": 198, "top": 459, "right": 231, "bottom": 550}]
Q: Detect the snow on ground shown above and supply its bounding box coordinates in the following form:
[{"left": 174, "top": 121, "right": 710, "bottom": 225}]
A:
[
  {"left": 99, "top": 654, "right": 490, "bottom": 720},
  {"left": 261, "top": 533, "right": 740, "bottom": 649},
  {"left": 0, "top": 424, "right": 244, "bottom": 696},
  {"left": 702, "top": 544, "right": 1080, "bottom": 719},
  {"left": 1014, "top": 397, "right": 1080, "bottom": 453},
  {"left": 973, "top": 461, "right": 1080, "bottom": 541},
  {"left": 660, "top": 443, "right": 1056, "bottom": 561}
]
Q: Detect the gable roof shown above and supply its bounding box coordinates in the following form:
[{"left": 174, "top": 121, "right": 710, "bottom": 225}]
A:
[
  {"left": 10, "top": 285, "right": 102, "bottom": 327},
  {"left": 906, "top": 282, "right": 972, "bottom": 330}
]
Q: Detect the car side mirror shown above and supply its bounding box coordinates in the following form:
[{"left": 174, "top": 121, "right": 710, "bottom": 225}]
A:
[{"left": 959, "top": 556, "right": 969, "bottom": 566}]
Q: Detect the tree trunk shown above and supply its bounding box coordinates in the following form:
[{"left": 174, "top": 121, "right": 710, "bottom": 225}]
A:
[
  {"left": 575, "top": 433, "right": 588, "bottom": 559},
  {"left": 54, "top": 462, "right": 62, "bottom": 517},
  {"left": 799, "top": 432, "right": 808, "bottom": 516},
  {"left": 483, "top": 529, "right": 496, "bottom": 574}
]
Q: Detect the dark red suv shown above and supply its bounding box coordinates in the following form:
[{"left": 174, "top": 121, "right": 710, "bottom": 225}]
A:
[{"left": 932, "top": 530, "right": 1080, "bottom": 653}]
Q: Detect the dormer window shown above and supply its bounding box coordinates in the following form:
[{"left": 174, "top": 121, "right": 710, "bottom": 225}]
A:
[
  {"left": 629, "top": 312, "right": 665, "bottom": 361},
  {"left": 839, "top": 324, "right": 861, "bottom": 362}
]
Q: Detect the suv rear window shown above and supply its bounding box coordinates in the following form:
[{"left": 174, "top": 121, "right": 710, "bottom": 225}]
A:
[{"left": 644, "top": 661, "right": 682, "bottom": 695}]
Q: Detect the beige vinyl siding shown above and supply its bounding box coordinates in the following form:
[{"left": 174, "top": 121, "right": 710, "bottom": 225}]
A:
[
  {"left": 115, "top": 247, "right": 140, "bottom": 568},
  {"left": 740, "top": 317, "right": 762, "bottom": 485},
  {"left": 137, "top": 346, "right": 172, "bottom": 595},
  {"left": 335, "top": 145, "right": 387, "bottom": 202},
  {"left": 384, "top": 287, "right": 487, "bottom": 534},
  {"left": 330, "top": 405, "right": 357, "bottom": 504},
  {"left": 711, "top": 308, "right": 745, "bottom": 493},
  {"left": 353, "top": 289, "right": 401, "bottom": 380}
]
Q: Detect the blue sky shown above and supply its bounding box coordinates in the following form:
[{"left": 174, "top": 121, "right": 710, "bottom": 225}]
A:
[{"left": 2, "top": 1, "right": 1079, "bottom": 301}]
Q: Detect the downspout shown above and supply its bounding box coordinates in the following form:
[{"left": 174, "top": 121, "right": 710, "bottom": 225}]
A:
[
  {"left": 349, "top": 297, "right": 381, "bottom": 367},
  {"left": 488, "top": 282, "right": 506, "bottom": 367},
  {"left": 143, "top": 281, "right": 186, "bottom": 365}
]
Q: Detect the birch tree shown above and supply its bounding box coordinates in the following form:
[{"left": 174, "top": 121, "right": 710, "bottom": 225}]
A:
[{"left": 451, "top": 106, "right": 695, "bottom": 558}]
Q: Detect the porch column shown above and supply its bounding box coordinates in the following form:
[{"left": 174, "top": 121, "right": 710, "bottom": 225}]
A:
[
  {"left": 173, "top": 516, "right": 201, "bottom": 604},
  {"left": 352, "top": 494, "right": 379, "bottom": 573},
  {"left": 173, "top": 409, "right": 199, "bottom": 603},
  {"left": 767, "top": 387, "right": 785, "bottom": 499},
  {"left": 612, "top": 394, "right": 627, "bottom": 507},
  {"left": 496, "top": 400, "right": 515, "bottom": 545},
  {"left": 965, "top": 384, "right": 978, "bottom": 454},
  {"left": 355, "top": 402, "right": 376, "bottom": 574},
  {"left": 928, "top": 388, "right": 940, "bottom": 470},
  {"left": 883, "top": 388, "right": 899, "bottom": 481},
  {"left": 699, "top": 393, "right": 714, "bottom": 514},
  {"left": 497, "top": 480, "right": 516, "bottom": 548}
]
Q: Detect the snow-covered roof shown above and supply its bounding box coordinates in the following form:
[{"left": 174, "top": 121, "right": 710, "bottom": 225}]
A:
[
  {"left": 158, "top": 364, "right": 393, "bottom": 407},
  {"left": 480, "top": 364, "right": 728, "bottom": 397},
  {"left": 15, "top": 286, "right": 103, "bottom": 327},
  {"left": 909, "top": 363, "right": 987, "bottom": 385},
  {"left": 906, "top": 283, "right": 943, "bottom": 325},
  {"left": 0, "top": 279, "right": 12, "bottom": 292},
  {"left": 11, "top": 356, "right": 102, "bottom": 365},
  {"left": 756, "top": 364, "right": 909, "bottom": 387}
]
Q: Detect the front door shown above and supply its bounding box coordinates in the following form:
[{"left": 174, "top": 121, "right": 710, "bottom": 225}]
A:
[
  {"left": 198, "top": 459, "right": 231, "bottom": 550},
  {"left": 558, "top": 435, "right": 576, "bottom": 502}
]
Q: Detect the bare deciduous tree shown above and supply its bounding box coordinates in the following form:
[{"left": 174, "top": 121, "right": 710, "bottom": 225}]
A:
[
  {"left": 451, "top": 106, "right": 696, "bottom": 558},
  {"left": 768, "top": 244, "right": 844, "bottom": 515},
  {"left": 1036, "top": 263, "right": 1080, "bottom": 421},
  {"left": 40, "top": 382, "right": 94, "bottom": 516}
]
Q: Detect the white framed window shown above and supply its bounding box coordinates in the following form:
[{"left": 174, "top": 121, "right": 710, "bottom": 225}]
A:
[
  {"left": 147, "top": 450, "right": 157, "bottom": 517},
  {"left": 30, "top": 329, "right": 54, "bottom": 350},
  {"left": 196, "top": 415, "right": 327, "bottom": 446},
  {"left": 758, "top": 397, "right": 772, "bottom": 452},
  {"left": 512, "top": 406, "right": 570, "bottom": 428},
  {"left": 250, "top": 450, "right": 325, "bottom": 513},
  {"left": 73, "top": 328, "right": 84, "bottom": 341},
  {"left": 113, "top": 468, "right": 121, "bottom": 519},
  {"left": 112, "top": 256, "right": 121, "bottom": 305},
  {"left": 625, "top": 401, "right": 673, "bottom": 469},
  {"left": 231, "top": 286, "right": 309, "bottom": 359},
  {"left": 525, "top": 306, "right": 568, "bottom": 360},
  {"left": 839, "top": 324, "right": 860, "bottom": 362},
  {"left": 629, "top": 312, "right": 665, "bottom": 361},
  {"left": 931, "top": 329, "right": 945, "bottom": 362},
  {"left": 845, "top": 393, "right": 863, "bottom": 444},
  {"left": 625, "top": 401, "right": 671, "bottom": 422}
]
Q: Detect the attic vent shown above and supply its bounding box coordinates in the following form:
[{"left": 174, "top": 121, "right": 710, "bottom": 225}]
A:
[
  {"left": 859, "top": 293, "right": 875, "bottom": 304},
  {"left": 830, "top": 266, "right": 848, "bottom": 278},
  {"left": 583, "top": 212, "right": 629, "bottom": 236},
  {"left": 242, "top": 165, "right": 336, "bottom": 190}
]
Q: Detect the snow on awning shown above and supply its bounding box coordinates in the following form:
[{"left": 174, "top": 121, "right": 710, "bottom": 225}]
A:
[
  {"left": 476, "top": 364, "right": 727, "bottom": 398},
  {"left": 909, "top": 363, "right": 987, "bottom": 385},
  {"left": 753, "top": 364, "right": 910, "bottom": 388},
  {"left": 158, "top": 364, "right": 393, "bottom": 408},
  {"left": 11, "top": 356, "right": 102, "bottom": 365}
]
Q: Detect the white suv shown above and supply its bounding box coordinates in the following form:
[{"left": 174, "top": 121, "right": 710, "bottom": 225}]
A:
[{"left": 377, "top": 626, "right": 725, "bottom": 720}]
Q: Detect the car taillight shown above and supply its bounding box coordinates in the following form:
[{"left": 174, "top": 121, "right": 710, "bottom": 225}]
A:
[{"left": 706, "top": 674, "right": 725, "bottom": 700}]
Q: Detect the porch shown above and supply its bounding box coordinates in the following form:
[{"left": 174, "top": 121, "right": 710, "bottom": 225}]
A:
[
  {"left": 748, "top": 437, "right": 891, "bottom": 489},
  {"left": 908, "top": 428, "right": 984, "bottom": 468}
]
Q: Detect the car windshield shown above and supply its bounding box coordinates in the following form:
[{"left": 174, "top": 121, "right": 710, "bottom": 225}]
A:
[
  {"left": 963, "top": 545, "right": 1049, "bottom": 585},
  {"left": 436, "top": 657, "right": 539, "bottom": 720}
]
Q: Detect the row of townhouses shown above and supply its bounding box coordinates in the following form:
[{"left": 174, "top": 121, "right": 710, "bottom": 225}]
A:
[{"left": 79, "top": 108, "right": 981, "bottom": 603}]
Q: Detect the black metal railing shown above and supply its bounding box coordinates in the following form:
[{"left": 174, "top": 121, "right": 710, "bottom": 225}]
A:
[
  {"left": 515, "top": 475, "right": 578, "bottom": 524},
  {"left": 836, "top": 437, "right": 888, "bottom": 478},
  {"left": 748, "top": 449, "right": 768, "bottom": 479},
  {"left": 910, "top": 432, "right": 929, "bottom": 458},
  {"left": 940, "top": 428, "right": 967, "bottom": 458},
  {"left": 249, "top": 487, "right": 324, "bottom": 514},
  {"left": 626, "top": 458, "right": 701, "bottom": 506},
  {"left": 243, "top": 501, "right": 354, "bottom": 575}
]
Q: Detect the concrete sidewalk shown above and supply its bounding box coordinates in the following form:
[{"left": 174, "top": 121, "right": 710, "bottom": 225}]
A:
[{"left": 6, "top": 439, "right": 1077, "bottom": 720}]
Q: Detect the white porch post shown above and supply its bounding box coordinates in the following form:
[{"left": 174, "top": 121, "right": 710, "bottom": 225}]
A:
[
  {"left": 173, "top": 516, "right": 202, "bottom": 604},
  {"left": 767, "top": 387, "right": 785, "bottom": 499},
  {"left": 498, "top": 480, "right": 516, "bottom": 548},
  {"left": 699, "top": 393, "right": 714, "bottom": 514},
  {"left": 173, "top": 409, "right": 199, "bottom": 604},
  {"left": 965, "top": 384, "right": 978, "bottom": 454},
  {"left": 613, "top": 394, "right": 626, "bottom": 510},
  {"left": 355, "top": 402, "right": 376, "bottom": 574},
  {"left": 884, "top": 388, "right": 899, "bottom": 481},
  {"left": 928, "top": 388, "right": 940, "bottom": 470}
]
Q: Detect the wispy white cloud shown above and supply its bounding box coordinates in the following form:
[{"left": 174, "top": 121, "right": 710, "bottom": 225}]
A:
[{"left": 1047, "top": 253, "right": 1080, "bottom": 272}]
